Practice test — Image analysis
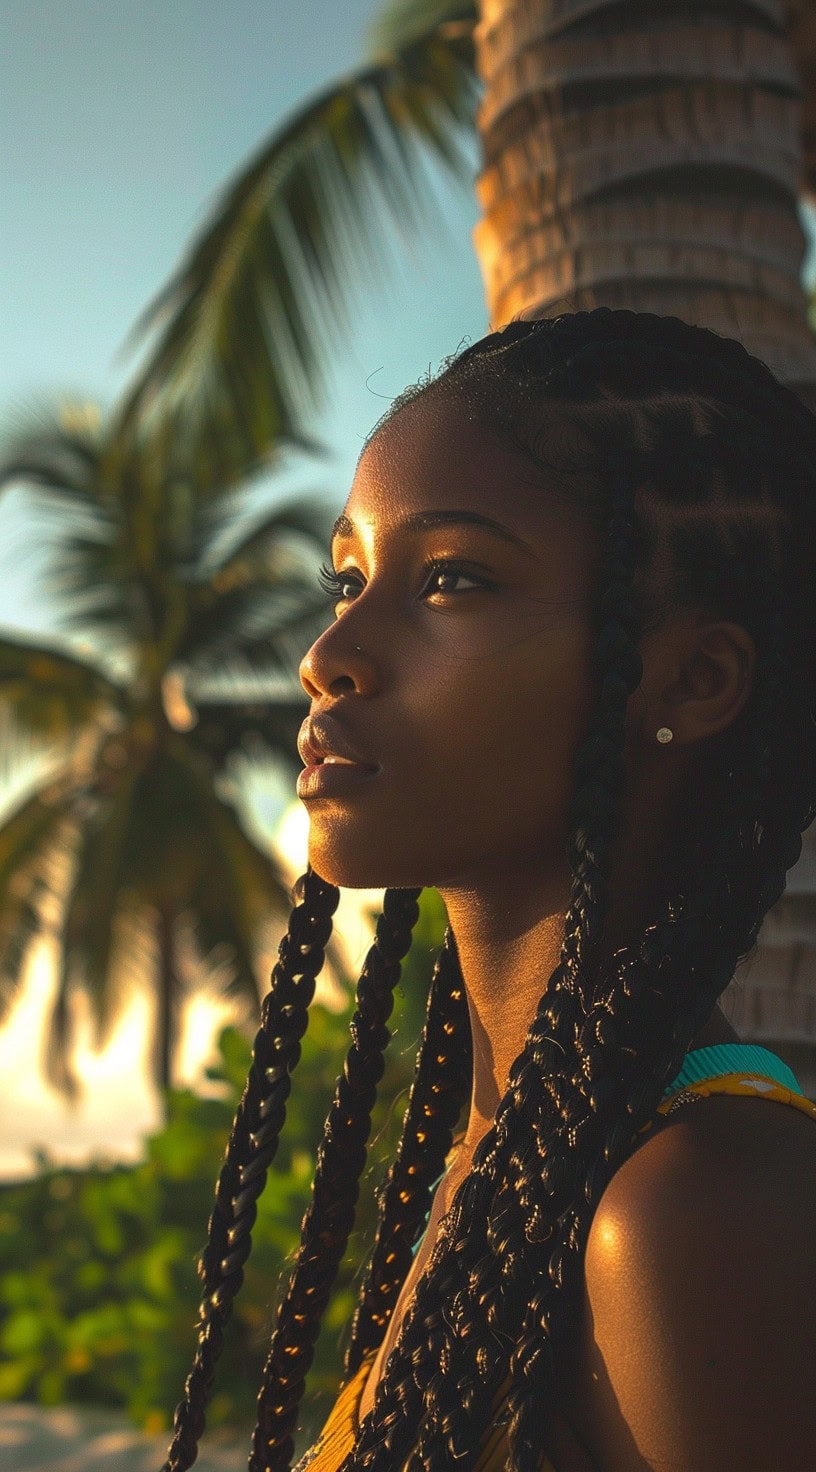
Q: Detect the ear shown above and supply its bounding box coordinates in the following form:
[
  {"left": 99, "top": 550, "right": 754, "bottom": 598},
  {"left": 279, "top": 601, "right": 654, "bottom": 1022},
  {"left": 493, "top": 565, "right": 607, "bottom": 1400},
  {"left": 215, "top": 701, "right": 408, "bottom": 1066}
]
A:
[{"left": 635, "top": 610, "right": 756, "bottom": 748}]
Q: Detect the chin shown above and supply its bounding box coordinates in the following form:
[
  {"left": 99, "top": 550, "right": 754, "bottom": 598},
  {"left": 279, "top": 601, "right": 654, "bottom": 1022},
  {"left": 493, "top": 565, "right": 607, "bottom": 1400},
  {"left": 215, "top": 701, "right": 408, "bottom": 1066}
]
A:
[{"left": 307, "top": 839, "right": 428, "bottom": 892}]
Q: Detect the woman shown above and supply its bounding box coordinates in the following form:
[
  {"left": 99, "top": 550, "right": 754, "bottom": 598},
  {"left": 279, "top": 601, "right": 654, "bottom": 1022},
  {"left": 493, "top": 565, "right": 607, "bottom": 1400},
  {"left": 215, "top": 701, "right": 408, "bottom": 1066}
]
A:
[{"left": 162, "top": 310, "right": 816, "bottom": 1472}]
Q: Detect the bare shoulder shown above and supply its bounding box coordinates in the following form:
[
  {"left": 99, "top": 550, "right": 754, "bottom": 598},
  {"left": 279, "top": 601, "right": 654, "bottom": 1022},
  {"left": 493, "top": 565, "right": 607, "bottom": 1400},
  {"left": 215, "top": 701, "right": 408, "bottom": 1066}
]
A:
[{"left": 565, "top": 1096, "right": 816, "bottom": 1472}]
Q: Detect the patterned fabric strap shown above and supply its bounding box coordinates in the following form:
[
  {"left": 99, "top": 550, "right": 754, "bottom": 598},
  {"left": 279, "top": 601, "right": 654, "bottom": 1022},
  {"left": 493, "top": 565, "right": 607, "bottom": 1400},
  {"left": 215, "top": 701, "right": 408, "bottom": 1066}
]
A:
[{"left": 657, "top": 1070, "right": 816, "bottom": 1121}]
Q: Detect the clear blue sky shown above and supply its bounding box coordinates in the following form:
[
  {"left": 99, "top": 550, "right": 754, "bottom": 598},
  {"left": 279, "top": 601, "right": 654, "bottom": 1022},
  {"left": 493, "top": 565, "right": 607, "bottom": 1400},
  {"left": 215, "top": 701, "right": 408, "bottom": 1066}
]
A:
[{"left": 0, "top": 0, "right": 487, "bottom": 641}]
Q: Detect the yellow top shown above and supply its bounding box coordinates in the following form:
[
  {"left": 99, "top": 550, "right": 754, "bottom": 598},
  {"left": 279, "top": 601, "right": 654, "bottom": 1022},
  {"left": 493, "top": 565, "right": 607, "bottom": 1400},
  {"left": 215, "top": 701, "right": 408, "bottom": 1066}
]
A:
[{"left": 293, "top": 1071, "right": 816, "bottom": 1472}]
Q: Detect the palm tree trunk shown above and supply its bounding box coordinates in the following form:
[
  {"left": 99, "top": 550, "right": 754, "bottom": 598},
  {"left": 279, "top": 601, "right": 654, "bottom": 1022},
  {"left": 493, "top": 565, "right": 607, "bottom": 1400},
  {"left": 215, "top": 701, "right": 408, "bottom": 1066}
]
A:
[
  {"left": 471, "top": 0, "right": 816, "bottom": 1091},
  {"left": 473, "top": 0, "right": 816, "bottom": 408}
]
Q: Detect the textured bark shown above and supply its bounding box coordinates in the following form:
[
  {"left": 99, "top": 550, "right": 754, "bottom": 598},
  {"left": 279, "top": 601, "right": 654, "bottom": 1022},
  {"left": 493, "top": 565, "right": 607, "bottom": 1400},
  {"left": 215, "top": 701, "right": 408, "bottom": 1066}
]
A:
[
  {"left": 786, "top": 0, "right": 816, "bottom": 198},
  {"left": 473, "top": 0, "right": 816, "bottom": 1090},
  {"left": 473, "top": 0, "right": 816, "bottom": 405}
]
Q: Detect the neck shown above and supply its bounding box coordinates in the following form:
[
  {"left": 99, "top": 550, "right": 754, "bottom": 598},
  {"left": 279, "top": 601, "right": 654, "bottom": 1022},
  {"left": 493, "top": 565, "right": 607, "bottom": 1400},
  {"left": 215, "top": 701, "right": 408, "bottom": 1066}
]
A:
[{"left": 439, "top": 862, "right": 739, "bottom": 1164}]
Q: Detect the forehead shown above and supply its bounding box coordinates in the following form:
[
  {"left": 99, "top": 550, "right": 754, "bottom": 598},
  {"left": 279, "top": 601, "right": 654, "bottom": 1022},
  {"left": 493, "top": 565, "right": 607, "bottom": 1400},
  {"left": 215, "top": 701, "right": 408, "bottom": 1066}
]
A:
[{"left": 341, "top": 393, "right": 596, "bottom": 549}]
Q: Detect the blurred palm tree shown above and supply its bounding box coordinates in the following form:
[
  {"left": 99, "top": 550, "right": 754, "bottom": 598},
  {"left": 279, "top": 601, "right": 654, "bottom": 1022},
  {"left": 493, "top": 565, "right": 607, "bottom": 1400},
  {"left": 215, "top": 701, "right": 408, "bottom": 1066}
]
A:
[
  {"left": 112, "top": 0, "right": 481, "bottom": 473},
  {"left": 0, "top": 398, "right": 337, "bottom": 1092},
  {"left": 113, "top": 0, "right": 816, "bottom": 461}
]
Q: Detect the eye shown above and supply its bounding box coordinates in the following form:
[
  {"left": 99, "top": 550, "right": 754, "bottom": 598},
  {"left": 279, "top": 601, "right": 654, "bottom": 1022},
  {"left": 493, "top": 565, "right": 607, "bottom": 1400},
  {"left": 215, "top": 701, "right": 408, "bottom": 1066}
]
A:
[
  {"left": 317, "top": 562, "right": 362, "bottom": 602},
  {"left": 316, "top": 558, "right": 493, "bottom": 604}
]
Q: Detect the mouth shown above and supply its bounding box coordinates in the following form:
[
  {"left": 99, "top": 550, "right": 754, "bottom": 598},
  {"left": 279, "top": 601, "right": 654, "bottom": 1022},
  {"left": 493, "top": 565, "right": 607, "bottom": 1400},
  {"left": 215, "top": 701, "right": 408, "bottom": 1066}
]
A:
[
  {"left": 296, "top": 759, "right": 380, "bottom": 800},
  {"left": 297, "top": 715, "right": 380, "bottom": 773}
]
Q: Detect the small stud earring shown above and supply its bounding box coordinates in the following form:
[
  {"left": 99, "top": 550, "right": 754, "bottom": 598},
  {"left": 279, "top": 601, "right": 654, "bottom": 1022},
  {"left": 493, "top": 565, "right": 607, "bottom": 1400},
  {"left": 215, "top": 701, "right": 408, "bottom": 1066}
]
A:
[{"left": 656, "top": 727, "right": 674, "bottom": 744}]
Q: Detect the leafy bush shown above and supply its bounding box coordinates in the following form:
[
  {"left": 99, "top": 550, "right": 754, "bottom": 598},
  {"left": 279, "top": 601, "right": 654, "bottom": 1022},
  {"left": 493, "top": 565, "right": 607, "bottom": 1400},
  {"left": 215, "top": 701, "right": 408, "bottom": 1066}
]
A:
[{"left": 0, "top": 888, "right": 451, "bottom": 1446}]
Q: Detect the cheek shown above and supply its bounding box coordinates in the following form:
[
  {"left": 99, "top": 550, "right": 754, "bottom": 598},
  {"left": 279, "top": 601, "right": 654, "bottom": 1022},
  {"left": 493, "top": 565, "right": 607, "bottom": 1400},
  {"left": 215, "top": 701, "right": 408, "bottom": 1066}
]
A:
[
  {"left": 466, "top": 638, "right": 594, "bottom": 835},
  {"left": 303, "top": 619, "right": 596, "bottom": 890}
]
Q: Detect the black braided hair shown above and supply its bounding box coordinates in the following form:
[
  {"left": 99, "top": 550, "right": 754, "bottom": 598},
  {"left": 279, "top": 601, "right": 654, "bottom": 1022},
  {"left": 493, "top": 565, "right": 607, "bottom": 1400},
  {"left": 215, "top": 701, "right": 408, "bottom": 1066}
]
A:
[
  {"left": 249, "top": 884, "right": 423, "bottom": 1471},
  {"left": 327, "top": 311, "right": 816, "bottom": 1471},
  {"left": 161, "top": 865, "right": 339, "bottom": 1472},
  {"left": 341, "top": 925, "right": 471, "bottom": 1381},
  {"left": 161, "top": 872, "right": 422, "bottom": 1472}
]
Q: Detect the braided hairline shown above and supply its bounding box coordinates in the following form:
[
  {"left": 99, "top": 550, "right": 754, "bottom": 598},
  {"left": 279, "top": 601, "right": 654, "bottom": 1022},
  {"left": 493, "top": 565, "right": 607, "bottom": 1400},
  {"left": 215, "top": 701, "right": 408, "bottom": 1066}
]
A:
[{"left": 338, "top": 315, "right": 816, "bottom": 1471}]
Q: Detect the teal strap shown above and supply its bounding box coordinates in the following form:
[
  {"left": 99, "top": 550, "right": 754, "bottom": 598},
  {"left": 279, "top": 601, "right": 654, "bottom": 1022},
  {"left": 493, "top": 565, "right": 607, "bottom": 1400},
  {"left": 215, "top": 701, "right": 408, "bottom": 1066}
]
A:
[
  {"left": 663, "top": 1042, "right": 801, "bottom": 1097},
  {"left": 410, "top": 1044, "right": 801, "bottom": 1257}
]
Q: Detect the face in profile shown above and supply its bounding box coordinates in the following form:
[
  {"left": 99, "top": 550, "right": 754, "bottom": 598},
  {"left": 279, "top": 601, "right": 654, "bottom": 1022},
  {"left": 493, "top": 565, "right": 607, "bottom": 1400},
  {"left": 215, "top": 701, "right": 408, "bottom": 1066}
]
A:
[{"left": 298, "top": 393, "right": 600, "bottom": 899}]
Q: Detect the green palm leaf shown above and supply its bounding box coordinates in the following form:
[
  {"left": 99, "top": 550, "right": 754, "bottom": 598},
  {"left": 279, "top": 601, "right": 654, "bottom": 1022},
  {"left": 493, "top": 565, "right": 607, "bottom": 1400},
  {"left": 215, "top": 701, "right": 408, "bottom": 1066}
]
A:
[
  {"left": 0, "top": 785, "right": 76, "bottom": 1018},
  {"left": 113, "top": 1, "right": 478, "bottom": 462},
  {"left": 0, "top": 636, "right": 124, "bottom": 742},
  {"left": 0, "top": 401, "right": 110, "bottom": 511},
  {"left": 191, "top": 492, "right": 335, "bottom": 579},
  {"left": 178, "top": 585, "right": 331, "bottom": 685}
]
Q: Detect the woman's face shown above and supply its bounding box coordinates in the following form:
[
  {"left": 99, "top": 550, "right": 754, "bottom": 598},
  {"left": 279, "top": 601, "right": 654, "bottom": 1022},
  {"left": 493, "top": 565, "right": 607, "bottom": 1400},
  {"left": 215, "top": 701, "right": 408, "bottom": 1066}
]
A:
[{"left": 298, "top": 393, "right": 600, "bottom": 894}]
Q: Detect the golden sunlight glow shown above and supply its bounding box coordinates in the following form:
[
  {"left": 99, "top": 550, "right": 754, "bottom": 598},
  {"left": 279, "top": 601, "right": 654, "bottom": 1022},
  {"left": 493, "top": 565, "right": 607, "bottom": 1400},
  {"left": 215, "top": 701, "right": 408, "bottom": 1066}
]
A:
[
  {"left": 0, "top": 798, "right": 387, "bottom": 1178},
  {"left": 0, "top": 940, "right": 161, "bottom": 1179}
]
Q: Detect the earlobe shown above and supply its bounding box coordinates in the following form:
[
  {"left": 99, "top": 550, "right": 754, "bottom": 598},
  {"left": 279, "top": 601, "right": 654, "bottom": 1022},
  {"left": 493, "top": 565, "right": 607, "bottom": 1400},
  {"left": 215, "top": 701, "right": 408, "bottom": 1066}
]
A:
[
  {"left": 638, "top": 613, "right": 756, "bottom": 750},
  {"left": 666, "top": 620, "right": 756, "bottom": 746}
]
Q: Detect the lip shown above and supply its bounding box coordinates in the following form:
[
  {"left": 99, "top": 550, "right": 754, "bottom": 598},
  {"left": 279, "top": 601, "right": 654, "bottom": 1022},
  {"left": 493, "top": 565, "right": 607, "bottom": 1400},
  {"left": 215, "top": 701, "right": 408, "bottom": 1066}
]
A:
[
  {"left": 297, "top": 713, "right": 379, "bottom": 771},
  {"left": 296, "top": 761, "right": 380, "bottom": 800}
]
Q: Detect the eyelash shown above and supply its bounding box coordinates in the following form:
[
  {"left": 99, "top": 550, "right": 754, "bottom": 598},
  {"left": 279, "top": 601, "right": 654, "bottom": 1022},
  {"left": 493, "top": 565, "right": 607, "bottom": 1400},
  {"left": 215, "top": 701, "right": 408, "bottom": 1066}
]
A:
[{"left": 316, "top": 557, "right": 494, "bottom": 604}]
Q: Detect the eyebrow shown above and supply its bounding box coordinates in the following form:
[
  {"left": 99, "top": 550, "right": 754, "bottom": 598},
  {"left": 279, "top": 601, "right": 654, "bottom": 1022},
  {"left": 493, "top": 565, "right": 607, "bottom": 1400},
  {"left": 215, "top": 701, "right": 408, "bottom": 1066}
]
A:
[{"left": 330, "top": 510, "right": 537, "bottom": 559}]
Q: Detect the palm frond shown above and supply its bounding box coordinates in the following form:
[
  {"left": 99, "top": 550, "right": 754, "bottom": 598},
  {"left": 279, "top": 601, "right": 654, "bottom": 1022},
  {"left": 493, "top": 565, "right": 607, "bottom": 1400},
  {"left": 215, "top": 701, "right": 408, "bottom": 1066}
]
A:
[
  {"left": 368, "top": 0, "right": 476, "bottom": 54},
  {"left": 40, "top": 526, "right": 144, "bottom": 642},
  {"left": 191, "top": 492, "right": 335, "bottom": 579},
  {"left": 57, "top": 768, "right": 140, "bottom": 1053},
  {"left": 147, "top": 740, "right": 293, "bottom": 1004},
  {"left": 0, "top": 786, "right": 76, "bottom": 1019},
  {"left": 0, "top": 634, "right": 125, "bottom": 742},
  {"left": 112, "top": 2, "right": 479, "bottom": 462},
  {"left": 0, "top": 400, "right": 109, "bottom": 511},
  {"left": 178, "top": 584, "right": 332, "bottom": 683}
]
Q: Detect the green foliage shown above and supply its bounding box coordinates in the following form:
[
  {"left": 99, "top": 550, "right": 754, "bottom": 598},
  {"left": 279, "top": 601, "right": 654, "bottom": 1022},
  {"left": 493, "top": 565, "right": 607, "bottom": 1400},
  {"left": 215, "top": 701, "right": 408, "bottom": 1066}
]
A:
[{"left": 0, "top": 888, "right": 452, "bottom": 1448}]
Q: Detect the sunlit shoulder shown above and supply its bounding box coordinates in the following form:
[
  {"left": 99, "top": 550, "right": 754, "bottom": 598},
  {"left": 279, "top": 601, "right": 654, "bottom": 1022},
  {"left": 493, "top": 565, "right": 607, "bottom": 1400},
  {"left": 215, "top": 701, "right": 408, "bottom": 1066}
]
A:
[{"left": 569, "top": 1098, "right": 816, "bottom": 1472}]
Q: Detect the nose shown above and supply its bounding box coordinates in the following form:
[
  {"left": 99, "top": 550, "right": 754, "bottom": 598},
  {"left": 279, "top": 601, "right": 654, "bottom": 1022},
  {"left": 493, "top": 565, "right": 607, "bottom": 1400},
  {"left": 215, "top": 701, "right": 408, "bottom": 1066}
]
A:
[{"left": 299, "top": 629, "right": 369, "bottom": 700}]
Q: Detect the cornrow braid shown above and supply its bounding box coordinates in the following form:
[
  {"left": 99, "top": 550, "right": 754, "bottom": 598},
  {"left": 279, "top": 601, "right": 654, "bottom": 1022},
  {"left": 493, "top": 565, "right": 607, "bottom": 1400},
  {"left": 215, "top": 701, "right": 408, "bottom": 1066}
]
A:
[
  {"left": 162, "top": 865, "right": 340, "bottom": 1472},
  {"left": 248, "top": 883, "right": 423, "bottom": 1472},
  {"left": 342, "top": 925, "right": 471, "bottom": 1380}
]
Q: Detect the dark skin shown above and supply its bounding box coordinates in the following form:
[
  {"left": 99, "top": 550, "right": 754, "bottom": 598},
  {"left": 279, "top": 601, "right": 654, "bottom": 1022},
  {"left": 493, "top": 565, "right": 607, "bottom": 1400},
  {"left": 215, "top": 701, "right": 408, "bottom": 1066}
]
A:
[{"left": 298, "top": 395, "right": 816, "bottom": 1468}]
